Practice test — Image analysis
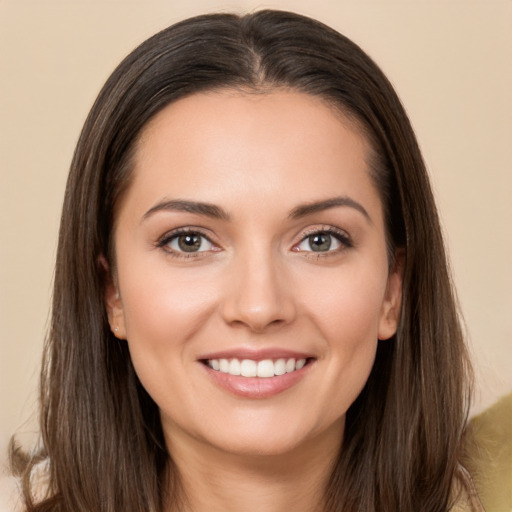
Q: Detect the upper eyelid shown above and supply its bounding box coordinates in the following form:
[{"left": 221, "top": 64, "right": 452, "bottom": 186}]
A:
[
  {"left": 158, "top": 227, "right": 215, "bottom": 243},
  {"left": 295, "top": 225, "right": 351, "bottom": 241},
  {"left": 292, "top": 226, "right": 353, "bottom": 252},
  {"left": 155, "top": 224, "right": 352, "bottom": 250},
  {"left": 156, "top": 228, "right": 220, "bottom": 254}
]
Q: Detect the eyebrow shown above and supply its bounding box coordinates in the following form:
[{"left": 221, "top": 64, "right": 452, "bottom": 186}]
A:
[
  {"left": 289, "top": 196, "right": 372, "bottom": 223},
  {"left": 142, "top": 195, "right": 371, "bottom": 224},
  {"left": 143, "top": 199, "right": 230, "bottom": 222}
]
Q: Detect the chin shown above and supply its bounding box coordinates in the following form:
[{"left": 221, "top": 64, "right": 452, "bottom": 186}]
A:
[
  {"left": 209, "top": 436, "right": 308, "bottom": 459},
  {"left": 197, "top": 416, "right": 344, "bottom": 460}
]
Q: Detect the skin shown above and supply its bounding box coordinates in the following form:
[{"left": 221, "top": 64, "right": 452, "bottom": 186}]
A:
[{"left": 105, "top": 90, "right": 403, "bottom": 512}]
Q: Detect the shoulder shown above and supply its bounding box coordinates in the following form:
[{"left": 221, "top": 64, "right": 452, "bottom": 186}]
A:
[
  {"left": 0, "top": 458, "right": 50, "bottom": 512},
  {"left": 0, "top": 472, "right": 23, "bottom": 512},
  {"left": 449, "top": 464, "right": 485, "bottom": 512},
  {"left": 465, "top": 392, "right": 512, "bottom": 512}
]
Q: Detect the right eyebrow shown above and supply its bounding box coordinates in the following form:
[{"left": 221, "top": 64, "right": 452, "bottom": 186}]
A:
[
  {"left": 142, "top": 199, "right": 231, "bottom": 223},
  {"left": 288, "top": 196, "right": 372, "bottom": 224}
]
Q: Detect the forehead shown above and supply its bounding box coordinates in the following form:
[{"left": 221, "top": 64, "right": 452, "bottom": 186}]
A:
[
  {"left": 123, "top": 89, "right": 380, "bottom": 221},
  {"left": 137, "top": 89, "right": 368, "bottom": 159}
]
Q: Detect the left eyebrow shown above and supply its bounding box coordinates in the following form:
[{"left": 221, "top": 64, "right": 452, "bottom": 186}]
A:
[
  {"left": 288, "top": 196, "right": 372, "bottom": 224},
  {"left": 142, "top": 199, "right": 231, "bottom": 222}
]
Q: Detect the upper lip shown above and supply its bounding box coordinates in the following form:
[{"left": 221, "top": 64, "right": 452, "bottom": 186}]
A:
[{"left": 197, "top": 348, "right": 315, "bottom": 361}]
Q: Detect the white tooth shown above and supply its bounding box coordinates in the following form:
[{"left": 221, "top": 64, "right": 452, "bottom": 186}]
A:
[
  {"left": 219, "top": 359, "right": 229, "bottom": 373},
  {"left": 296, "top": 358, "right": 306, "bottom": 370},
  {"left": 211, "top": 359, "right": 220, "bottom": 370},
  {"left": 240, "top": 359, "right": 257, "bottom": 377},
  {"left": 274, "top": 358, "right": 286, "bottom": 376},
  {"left": 228, "top": 359, "right": 241, "bottom": 376},
  {"left": 257, "top": 359, "right": 275, "bottom": 378},
  {"left": 285, "top": 358, "right": 296, "bottom": 373}
]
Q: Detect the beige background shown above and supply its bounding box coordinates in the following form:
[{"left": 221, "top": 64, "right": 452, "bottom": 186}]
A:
[{"left": 1, "top": 0, "right": 511, "bottom": 465}]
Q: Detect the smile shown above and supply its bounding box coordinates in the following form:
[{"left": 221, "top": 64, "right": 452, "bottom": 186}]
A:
[
  {"left": 206, "top": 358, "right": 307, "bottom": 378},
  {"left": 199, "top": 352, "right": 315, "bottom": 398}
]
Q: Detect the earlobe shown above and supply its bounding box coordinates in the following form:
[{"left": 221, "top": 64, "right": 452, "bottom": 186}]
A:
[
  {"left": 98, "top": 254, "right": 127, "bottom": 339},
  {"left": 378, "top": 250, "right": 404, "bottom": 341}
]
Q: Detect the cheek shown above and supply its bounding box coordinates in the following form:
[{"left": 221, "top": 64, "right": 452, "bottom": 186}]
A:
[
  {"left": 297, "top": 262, "right": 387, "bottom": 404},
  {"left": 116, "top": 260, "right": 224, "bottom": 412},
  {"left": 301, "top": 262, "right": 388, "bottom": 343},
  {"left": 117, "top": 257, "right": 221, "bottom": 359}
]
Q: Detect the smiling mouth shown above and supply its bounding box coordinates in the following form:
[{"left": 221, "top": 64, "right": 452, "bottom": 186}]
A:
[{"left": 203, "top": 357, "right": 313, "bottom": 378}]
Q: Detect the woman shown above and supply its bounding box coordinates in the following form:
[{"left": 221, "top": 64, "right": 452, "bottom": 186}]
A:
[{"left": 8, "top": 10, "right": 481, "bottom": 512}]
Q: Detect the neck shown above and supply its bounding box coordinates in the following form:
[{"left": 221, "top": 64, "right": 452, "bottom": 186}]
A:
[{"left": 164, "top": 421, "right": 343, "bottom": 512}]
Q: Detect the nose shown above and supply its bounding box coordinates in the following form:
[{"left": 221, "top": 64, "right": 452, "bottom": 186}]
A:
[{"left": 220, "top": 247, "right": 296, "bottom": 333}]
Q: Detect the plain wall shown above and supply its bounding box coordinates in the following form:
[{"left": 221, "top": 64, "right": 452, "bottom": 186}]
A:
[{"left": 1, "top": 0, "right": 511, "bottom": 465}]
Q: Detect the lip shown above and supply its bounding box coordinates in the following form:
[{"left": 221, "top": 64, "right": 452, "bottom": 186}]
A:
[
  {"left": 198, "top": 348, "right": 316, "bottom": 399},
  {"left": 197, "top": 348, "right": 314, "bottom": 362}
]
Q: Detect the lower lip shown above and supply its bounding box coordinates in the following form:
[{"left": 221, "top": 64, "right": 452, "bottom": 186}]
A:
[{"left": 201, "top": 361, "right": 313, "bottom": 399}]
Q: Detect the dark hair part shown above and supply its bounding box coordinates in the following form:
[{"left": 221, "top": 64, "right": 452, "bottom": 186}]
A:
[{"left": 12, "top": 10, "right": 472, "bottom": 511}]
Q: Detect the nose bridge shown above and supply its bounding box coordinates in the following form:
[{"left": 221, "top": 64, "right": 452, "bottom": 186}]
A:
[{"left": 221, "top": 241, "right": 295, "bottom": 332}]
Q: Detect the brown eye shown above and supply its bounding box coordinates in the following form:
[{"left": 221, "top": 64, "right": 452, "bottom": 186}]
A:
[
  {"left": 178, "top": 233, "right": 202, "bottom": 252},
  {"left": 308, "top": 233, "right": 332, "bottom": 252},
  {"left": 294, "top": 229, "right": 352, "bottom": 254},
  {"left": 297, "top": 232, "right": 340, "bottom": 252},
  {"left": 164, "top": 231, "right": 214, "bottom": 253}
]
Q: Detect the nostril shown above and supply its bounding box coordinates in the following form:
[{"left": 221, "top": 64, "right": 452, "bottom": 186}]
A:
[
  {"left": 220, "top": 268, "right": 297, "bottom": 331},
  {"left": 225, "top": 315, "right": 289, "bottom": 333}
]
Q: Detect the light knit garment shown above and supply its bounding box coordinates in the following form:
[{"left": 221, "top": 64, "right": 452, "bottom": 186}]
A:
[
  {"left": 0, "top": 473, "right": 22, "bottom": 512},
  {"left": 450, "top": 464, "right": 486, "bottom": 512}
]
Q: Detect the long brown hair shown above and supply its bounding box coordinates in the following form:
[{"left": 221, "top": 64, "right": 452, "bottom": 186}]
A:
[{"left": 12, "top": 10, "right": 472, "bottom": 511}]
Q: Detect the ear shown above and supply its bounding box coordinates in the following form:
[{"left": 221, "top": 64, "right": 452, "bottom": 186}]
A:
[
  {"left": 377, "top": 249, "right": 404, "bottom": 341},
  {"left": 98, "top": 254, "right": 127, "bottom": 340}
]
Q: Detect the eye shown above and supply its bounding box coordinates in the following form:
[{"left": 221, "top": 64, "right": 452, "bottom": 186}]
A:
[
  {"left": 161, "top": 231, "right": 215, "bottom": 253},
  {"left": 294, "top": 229, "right": 351, "bottom": 253}
]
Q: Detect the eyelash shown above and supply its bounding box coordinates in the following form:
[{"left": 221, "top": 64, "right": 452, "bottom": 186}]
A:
[
  {"left": 156, "top": 228, "right": 218, "bottom": 259},
  {"left": 292, "top": 226, "right": 353, "bottom": 257},
  {"left": 156, "top": 226, "right": 353, "bottom": 259}
]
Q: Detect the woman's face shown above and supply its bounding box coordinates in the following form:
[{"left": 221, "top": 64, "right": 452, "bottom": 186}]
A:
[{"left": 106, "top": 90, "right": 402, "bottom": 457}]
